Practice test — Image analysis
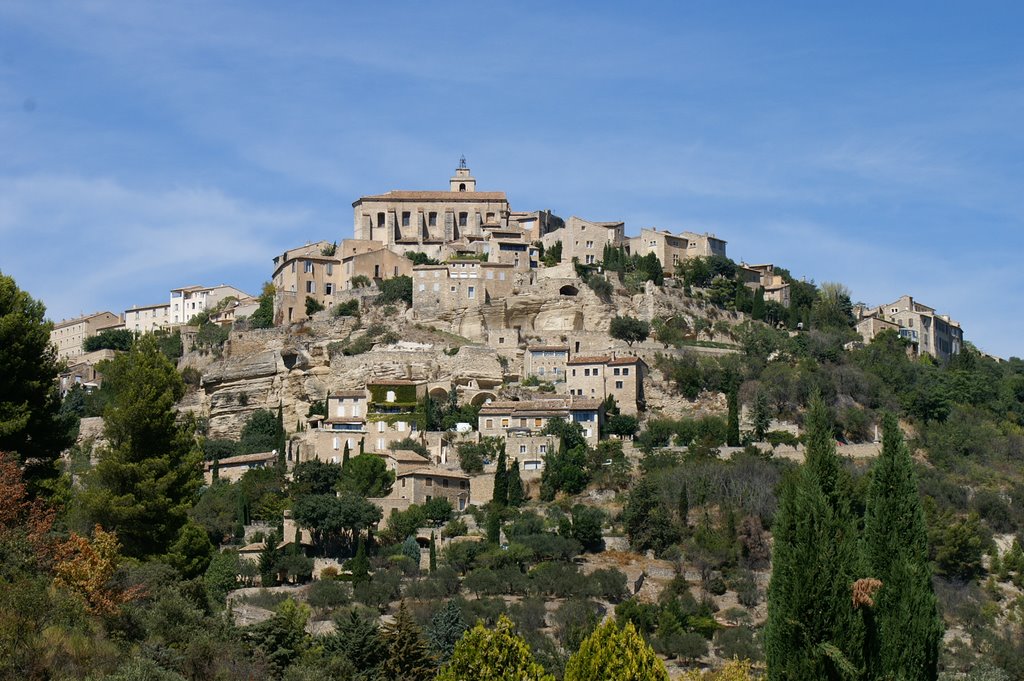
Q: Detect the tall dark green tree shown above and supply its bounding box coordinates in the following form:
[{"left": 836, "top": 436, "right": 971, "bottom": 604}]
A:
[
  {"left": 381, "top": 601, "right": 435, "bottom": 681},
  {"left": 492, "top": 449, "right": 508, "bottom": 506},
  {"left": 79, "top": 336, "right": 203, "bottom": 559},
  {"left": 862, "top": 413, "right": 942, "bottom": 680},
  {"left": 726, "top": 388, "right": 740, "bottom": 447},
  {"left": 765, "top": 395, "right": 863, "bottom": 680},
  {"left": 0, "top": 273, "right": 76, "bottom": 493},
  {"left": 427, "top": 599, "right": 467, "bottom": 662},
  {"left": 507, "top": 460, "right": 525, "bottom": 507},
  {"left": 751, "top": 287, "right": 766, "bottom": 321}
]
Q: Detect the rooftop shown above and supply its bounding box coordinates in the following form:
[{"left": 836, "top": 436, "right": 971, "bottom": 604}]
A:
[{"left": 354, "top": 191, "right": 507, "bottom": 205}]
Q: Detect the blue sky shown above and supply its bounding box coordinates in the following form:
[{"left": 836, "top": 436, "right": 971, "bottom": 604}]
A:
[{"left": 1, "top": 2, "right": 1022, "bottom": 358}]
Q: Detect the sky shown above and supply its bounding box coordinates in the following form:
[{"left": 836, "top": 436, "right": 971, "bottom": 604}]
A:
[{"left": 1, "top": 1, "right": 1022, "bottom": 358}]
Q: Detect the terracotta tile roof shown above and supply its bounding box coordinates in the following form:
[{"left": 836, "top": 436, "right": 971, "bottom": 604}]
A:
[
  {"left": 569, "top": 397, "right": 605, "bottom": 410},
  {"left": 354, "top": 191, "right": 508, "bottom": 204},
  {"left": 332, "top": 390, "right": 367, "bottom": 398},
  {"left": 528, "top": 345, "right": 569, "bottom": 352},
  {"left": 384, "top": 450, "right": 431, "bottom": 464},
  {"left": 204, "top": 451, "right": 277, "bottom": 469},
  {"left": 607, "top": 356, "right": 642, "bottom": 366},
  {"left": 567, "top": 355, "right": 611, "bottom": 365},
  {"left": 398, "top": 466, "right": 469, "bottom": 479}
]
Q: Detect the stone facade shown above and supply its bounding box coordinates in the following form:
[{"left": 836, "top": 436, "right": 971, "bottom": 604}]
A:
[
  {"left": 170, "top": 284, "right": 251, "bottom": 326},
  {"left": 124, "top": 302, "right": 171, "bottom": 334},
  {"left": 339, "top": 244, "right": 411, "bottom": 291},
  {"left": 50, "top": 311, "right": 123, "bottom": 360},
  {"left": 544, "top": 216, "right": 625, "bottom": 266},
  {"left": 204, "top": 451, "right": 277, "bottom": 484},
  {"left": 478, "top": 397, "right": 604, "bottom": 446},
  {"left": 567, "top": 354, "right": 645, "bottom": 415},
  {"left": 389, "top": 466, "right": 471, "bottom": 509},
  {"left": 412, "top": 260, "right": 517, "bottom": 317},
  {"left": 524, "top": 345, "right": 570, "bottom": 381},
  {"left": 858, "top": 295, "right": 963, "bottom": 361},
  {"left": 742, "top": 263, "right": 791, "bottom": 307},
  {"left": 271, "top": 241, "right": 343, "bottom": 325}
]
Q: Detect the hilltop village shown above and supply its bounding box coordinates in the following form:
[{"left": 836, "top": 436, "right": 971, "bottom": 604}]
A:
[{"left": 39, "top": 161, "right": 1001, "bottom": 678}]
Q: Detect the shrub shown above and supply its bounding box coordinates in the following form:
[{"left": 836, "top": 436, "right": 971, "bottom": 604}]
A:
[
  {"left": 307, "top": 579, "right": 352, "bottom": 610},
  {"left": 333, "top": 299, "right": 360, "bottom": 317},
  {"left": 377, "top": 276, "right": 412, "bottom": 306}
]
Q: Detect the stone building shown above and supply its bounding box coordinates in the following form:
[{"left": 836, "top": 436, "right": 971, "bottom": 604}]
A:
[
  {"left": 170, "top": 284, "right": 251, "bottom": 326},
  {"left": 858, "top": 295, "right": 963, "bottom": 362},
  {"left": 629, "top": 228, "right": 690, "bottom": 274},
  {"left": 742, "top": 263, "right": 791, "bottom": 307},
  {"left": 271, "top": 241, "right": 343, "bottom": 325},
  {"left": 543, "top": 217, "right": 626, "bottom": 266},
  {"left": 366, "top": 379, "right": 428, "bottom": 453},
  {"left": 523, "top": 345, "right": 570, "bottom": 381},
  {"left": 204, "top": 451, "right": 277, "bottom": 485},
  {"left": 682, "top": 231, "right": 728, "bottom": 259},
  {"left": 567, "top": 354, "right": 646, "bottom": 415},
  {"left": 123, "top": 302, "right": 170, "bottom": 334},
  {"left": 508, "top": 210, "right": 563, "bottom": 241},
  {"left": 50, "top": 311, "right": 123, "bottom": 360},
  {"left": 411, "top": 260, "right": 516, "bottom": 316},
  {"left": 390, "top": 466, "right": 471, "bottom": 510},
  {"left": 302, "top": 389, "right": 369, "bottom": 462},
  {"left": 352, "top": 160, "right": 509, "bottom": 258},
  {"left": 504, "top": 433, "right": 554, "bottom": 473},
  {"left": 477, "top": 397, "right": 604, "bottom": 446},
  {"left": 339, "top": 243, "right": 411, "bottom": 291}
]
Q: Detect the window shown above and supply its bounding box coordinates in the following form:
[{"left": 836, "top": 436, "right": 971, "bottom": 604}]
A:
[
  {"left": 426, "top": 477, "right": 433, "bottom": 487},
  {"left": 378, "top": 422, "right": 385, "bottom": 433},
  {"left": 428, "top": 212, "right": 437, "bottom": 227},
  {"left": 584, "top": 368, "right": 590, "bottom": 376},
  {"left": 325, "top": 283, "right": 334, "bottom": 295},
  {"left": 622, "top": 368, "right": 630, "bottom": 376},
  {"left": 486, "top": 271, "right": 494, "bottom": 280},
  {"left": 594, "top": 368, "right": 600, "bottom": 376},
  {"left": 386, "top": 390, "right": 396, "bottom": 402},
  {"left": 649, "top": 240, "right": 656, "bottom": 248},
  {"left": 586, "top": 240, "right": 594, "bottom": 248},
  {"left": 539, "top": 444, "right": 547, "bottom": 454},
  {"left": 419, "top": 284, "right": 426, "bottom": 292},
  {"left": 499, "top": 272, "right": 506, "bottom": 281},
  {"left": 291, "top": 261, "right": 296, "bottom": 272},
  {"left": 333, "top": 437, "right": 340, "bottom": 450},
  {"left": 501, "top": 418, "right": 509, "bottom": 428},
  {"left": 401, "top": 211, "right": 410, "bottom": 226},
  {"left": 485, "top": 418, "right": 494, "bottom": 429},
  {"left": 585, "top": 255, "right": 595, "bottom": 264},
  {"left": 352, "top": 405, "right": 360, "bottom": 417},
  {"left": 572, "top": 369, "right": 577, "bottom": 377},
  {"left": 304, "top": 261, "right": 314, "bottom": 273},
  {"left": 377, "top": 437, "right": 385, "bottom": 449},
  {"left": 306, "top": 281, "right": 315, "bottom": 294},
  {"left": 397, "top": 421, "right": 405, "bottom": 432},
  {"left": 326, "top": 263, "right": 333, "bottom": 275},
  {"left": 534, "top": 418, "right": 542, "bottom": 428},
  {"left": 538, "top": 367, "right": 545, "bottom": 376},
  {"left": 459, "top": 212, "right": 468, "bottom": 227},
  {"left": 614, "top": 368, "right": 621, "bottom": 376},
  {"left": 337, "top": 402, "right": 345, "bottom": 417},
  {"left": 486, "top": 212, "right": 495, "bottom": 222},
  {"left": 615, "top": 381, "right": 624, "bottom": 389},
  {"left": 468, "top": 286, "right": 475, "bottom": 299},
  {"left": 432, "top": 283, "right": 439, "bottom": 292},
  {"left": 442, "top": 479, "right": 449, "bottom": 488},
  {"left": 520, "top": 445, "right": 527, "bottom": 454}
]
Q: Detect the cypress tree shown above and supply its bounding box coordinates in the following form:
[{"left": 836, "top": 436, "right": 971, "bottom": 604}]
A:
[
  {"left": 349, "top": 537, "right": 370, "bottom": 584},
  {"left": 342, "top": 440, "right": 351, "bottom": 467},
  {"left": 486, "top": 510, "right": 501, "bottom": 545},
  {"left": 765, "top": 395, "right": 863, "bottom": 680},
  {"left": 429, "top": 531, "right": 437, "bottom": 572},
  {"left": 862, "top": 413, "right": 942, "bottom": 680},
  {"left": 507, "top": 460, "right": 525, "bottom": 506},
  {"left": 276, "top": 402, "right": 286, "bottom": 469},
  {"left": 752, "top": 286, "right": 766, "bottom": 321},
  {"left": 381, "top": 601, "right": 435, "bottom": 681},
  {"left": 726, "top": 388, "right": 741, "bottom": 447},
  {"left": 677, "top": 485, "right": 689, "bottom": 528},
  {"left": 492, "top": 449, "right": 508, "bottom": 506}
]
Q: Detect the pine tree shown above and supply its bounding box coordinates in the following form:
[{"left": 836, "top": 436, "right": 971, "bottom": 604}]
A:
[
  {"left": 564, "top": 619, "right": 668, "bottom": 681},
  {"left": 492, "top": 449, "right": 508, "bottom": 506},
  {"left": 429, "top": 531, "right": 437, "bottom": 572},
  {"left": 727, "top": 387, "right": 741, "bottom": 447},
  {"left": 327, "top": 610, "right": 385, "bottom": 675},
  {"left": 862, "top": 413, "right": 942, "bottom": 680},
  {"left": 765, "top": 394, "right": 863, "bottom": 680},
  {"left": 507, "top": 460, "right": 526, "bottom": 506},
  {"left": 427, "top": 599, "right": 467, "bottom": 662},
  {"left": 381, "top": 601, "right": 435, "bottom": 681}
]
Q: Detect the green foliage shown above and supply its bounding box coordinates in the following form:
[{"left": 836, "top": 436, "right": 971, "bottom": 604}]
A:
[
  {"left": 83, "top": 327, "right": 135, "bottom": 352},
  {"left": 290, "top": 459, "right": 343, "bottom": 497},
  {"left": 749, "top": 389, "right": 772, "bottom": 441},
  {"left": 377, "top": 275, "right": 413, "bottom": 306},
  {"left": 933, "top": 512, "right": 986, "bottom": 581},
  {"left": 348, "top": 538, "right": 370, "bottom": 584},
  {"left": 507, "top": 460, "right": 526, "bottom": 506},
  {"left": 765, "top": 395, "right": 863, "bottom": 679},
  {"left": 727, "top": 387, "right": 740, "bottom": 447},
  {"left": 351, "top": 274, "right": 372, "bottom": 288},
  {"left": 542, "top": 241, "right": 562, "bottom": 267},
  {"left": 863, "top": 413, "right": 942, "bottom": 680},
  {"left": 304, "top": 296, "right": 324, "bottom": 316},
  {"left": 569, "top": 504, "right": 605, "bottom": 552},
  {"left": 423, "top": 497, "right": 453, "bottom": 526},
  {"left": 609, "top": 315, "right": 650, "bottom": 346},
  {"left": 244, "top": 598, "right": 310, "bottom": 677},
  {"left": 492, "top": 449, "right": 509, "bottom": 506},
  {"left": 381, "top": 602, "right": 435, "bottom": 681},
  {"left": 249, "top": 282, "right": 276, "bottom": 329},
  {"left": 204, "top": 549, "right": 242, "bottom": 604},
  {"left": 405, "top": 251, "right": 441, "bottom": 266},
  {"left": 811, "top": 282, "right": 855, "bottom": 330},
  {"left": 238, "top": 409, "right": 285, "bottom": 455},
  {"left": 564, "top": 619, "right": 669, "bottom": 681},
  {"left": 437, "top": 615, "right": 554, "bottom": 681},
  {"left": 427, "top": 599, "right": 467, "bottom": 662},
  {"left": 338, "top": 454, "right": 395, "bottom": 497},
  {"left": 623, "top": 477, "right": 681, "bottom": 554},
  {"left": 79, "top": 337, "right": 202, "bottom": 559},
  {"left": 540, "top": 443, "right": 589, "bottom": 501},
  {"left": 0, "top": 272, "right": 76, "bottom": 491},
  {"left": 292, "top": 491, "right": 382, "bottom": 555},
  {"left": 166, "top": 518, "right": 215, "bottom": 578},
  {"left": 586, "top": 274, "right": 613, "bottom": 299},
  {"left": 332, "top": 299, "right": 360, "bottom": 318},
  {"left": 456, "top": 436, "right": 502, "bottom": 474}
]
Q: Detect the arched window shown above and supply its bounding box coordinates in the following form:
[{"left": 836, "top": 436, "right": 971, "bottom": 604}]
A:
[{"left": 459, "top": 183, "right": 466, "bottom": 191}]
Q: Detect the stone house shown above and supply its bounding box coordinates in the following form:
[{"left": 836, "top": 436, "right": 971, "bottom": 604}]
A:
[
  {"left": 504, "top": 433, "right": 555, "bottom": 472},
  {"left": 628, "top": 228, "right": 690, "bottom": 274},
  {"left": 507, "top": 210, "right": 563, "bottom": 241},
  {"left": 742, "top": 263, "right": 791, "bottom": 307},
  {"left": 123, "top": 302, "right": 170, "bottom": 334},
  {"left": 170, "top": 284, "right": 251, "bottom": 326},
  {"left": 477, "top": 397, "right": 604, "bottom": 446},
  {"left": 567, "top": 354, "right": 646, "bottom": 415},
  {"left": 366, "top": 380, "right": 427, "bottom": 453},
  {"left": 681, "top": 231, "right": 728, "bottom": 259},
  {"left": 523, "top": 345, "right": 570, "bottom": 381},
  {"left": 542, "top": 216, "right": 625, "bottom": 266},
  {"left": 389, "top": 466, "right": 471, "bottom": 510},
  {"left": 411, "top": 260, "right": 516, "bottom": 316},
  {"left": 339, "top": 243, "right": 411, "bottom": 291},
  {"left": 859, "top": 295, "right": 963, "bottom": 361},
  {"left": 50, "top": 311, "right": 123, "bottom": 360},
  {"left": 303, "top": 389, "right": 368, "bottom": 462},
  {"left": 271, "top": 241, "right": 343, "bottom": 325},
  {"left": 204, "top": 451, "right": 277, "bottom": 484}
]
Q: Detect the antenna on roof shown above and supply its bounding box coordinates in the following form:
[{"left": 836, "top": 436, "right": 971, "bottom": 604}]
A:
[{"left": 459, "top": 155, "right": 467, "bottom": 169}]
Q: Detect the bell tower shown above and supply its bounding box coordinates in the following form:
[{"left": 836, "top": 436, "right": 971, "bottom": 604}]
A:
[{"left": 449, "top": 155, "right": 476, "bottom": 192}]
